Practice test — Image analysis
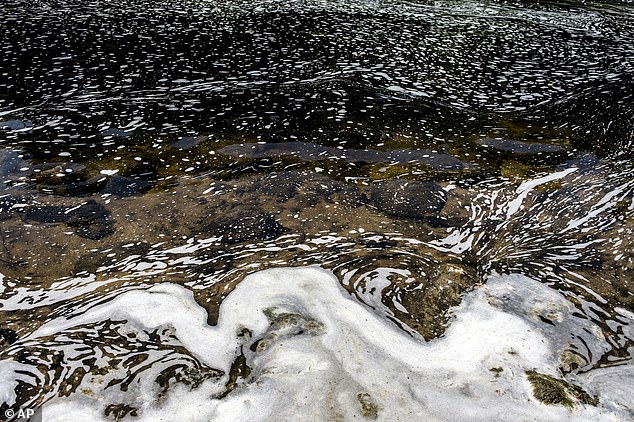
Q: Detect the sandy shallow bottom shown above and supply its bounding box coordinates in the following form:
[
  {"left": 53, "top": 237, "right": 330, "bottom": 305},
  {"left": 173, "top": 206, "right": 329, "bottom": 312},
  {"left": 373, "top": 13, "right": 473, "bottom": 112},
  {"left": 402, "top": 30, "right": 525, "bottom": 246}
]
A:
[{"left": 10, "top": 266, "right": 630, "bottom": 421}]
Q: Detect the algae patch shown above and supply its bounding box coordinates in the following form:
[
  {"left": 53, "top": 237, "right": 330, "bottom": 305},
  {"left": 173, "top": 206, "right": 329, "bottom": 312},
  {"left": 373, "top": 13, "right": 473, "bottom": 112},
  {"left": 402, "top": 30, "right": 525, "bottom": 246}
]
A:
[
  {"left": 356, "top": 392, "right": 380, "bottom": 419},
  {"left": 526, "top": 370, "right": 599, "bottom": 408}
]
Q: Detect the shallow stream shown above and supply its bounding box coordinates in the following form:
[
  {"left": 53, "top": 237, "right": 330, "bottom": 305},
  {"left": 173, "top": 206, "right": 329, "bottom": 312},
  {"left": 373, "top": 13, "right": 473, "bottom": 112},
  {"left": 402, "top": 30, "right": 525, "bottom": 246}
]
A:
[{"left": 0, "top": 0, "right": 633, "bottom": 420}]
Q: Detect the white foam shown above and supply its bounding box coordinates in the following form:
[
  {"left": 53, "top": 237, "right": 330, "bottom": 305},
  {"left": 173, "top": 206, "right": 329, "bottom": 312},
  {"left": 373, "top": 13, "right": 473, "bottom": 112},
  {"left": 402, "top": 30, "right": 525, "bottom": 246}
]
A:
[
  {"left": 0, "top": 275, "right": 120, "bottom": 311},
  {"left": 506, "top": 167, "right": 577, "bottom": 219},
  {"left": 99, "top": 169, "right": 119, "bottom": 176},
  {"left": 18, "top": 267, "right": 633, "bottom": 421},
  {"left": 563, "top": 182, "right": 630, "bottom": 233}
]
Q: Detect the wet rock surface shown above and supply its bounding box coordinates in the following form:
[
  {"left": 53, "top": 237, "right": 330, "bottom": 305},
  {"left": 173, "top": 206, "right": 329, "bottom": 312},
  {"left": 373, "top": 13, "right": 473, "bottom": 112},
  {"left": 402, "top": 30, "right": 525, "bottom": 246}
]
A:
[
  {"left": 101, "top": 175, "right": 152, "bottom": 197},
  {"left": 367, "top": 180, "right": 447, "bottom": 220},
  {"left": 74, "top": 241, "right": 151, "bottom": 275},
  {"left": 20, "top": 200, "right": 113, "bottom": 240},
  {"left": 201, "top": 207, "right": 287, "bottom": 245},
  {"left": 169, "top": 136, "right": 207, "bottom": 150},
  {"left": 220, "top": 142, "right": 467, "bottom": 170},
  {"left": 0, "top": 149, "right": 28, "bottom": 183},
  {"left": 476, "top": 138, "right": 563, "bottom": 154},
  {"left": 0, "top": 194, "right": 31, "bottom": 220},
  {"left": 0, "top": 120, "right": 32, "bottom": 131},
  {"left": 249, "top": 172, "right": 306, "bottom": 202},
  {"left": 395, "top": 263, "right": 477, "bottom": 340},
  {"left": 0, "top": 0, "right": 631, "bottom": 418},
  {"left": 0, "top": 156, "right": 631, "bottom": 419},
  {"left": 251, "top": 308, "right": 325, "bottom": 353}
]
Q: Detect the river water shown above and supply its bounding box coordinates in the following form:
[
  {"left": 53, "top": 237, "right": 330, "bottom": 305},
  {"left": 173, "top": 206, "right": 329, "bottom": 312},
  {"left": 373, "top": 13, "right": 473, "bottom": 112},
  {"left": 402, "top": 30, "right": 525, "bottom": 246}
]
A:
[{"left": 0, "top": 0, "right": 633, "bottom": 420}]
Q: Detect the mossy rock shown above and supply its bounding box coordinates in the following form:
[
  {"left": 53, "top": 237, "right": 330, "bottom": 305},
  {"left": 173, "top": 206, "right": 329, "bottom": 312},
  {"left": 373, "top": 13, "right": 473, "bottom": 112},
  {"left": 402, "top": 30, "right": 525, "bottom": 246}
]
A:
[
  {"left": 526, "top": 370, "right": 599, "bottom": 408},
  {"left": 500, "top": 159, "right": 535, "bottom": 183}
]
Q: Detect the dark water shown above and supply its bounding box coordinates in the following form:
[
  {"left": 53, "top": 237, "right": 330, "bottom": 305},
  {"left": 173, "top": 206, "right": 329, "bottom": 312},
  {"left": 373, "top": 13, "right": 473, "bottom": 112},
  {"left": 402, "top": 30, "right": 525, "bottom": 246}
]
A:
[
  {"left": 1, "top": 0, "right": 632, "bottom": 184},
  {"left": 0, "top": 0, "right": 633, "bottom": 420}
]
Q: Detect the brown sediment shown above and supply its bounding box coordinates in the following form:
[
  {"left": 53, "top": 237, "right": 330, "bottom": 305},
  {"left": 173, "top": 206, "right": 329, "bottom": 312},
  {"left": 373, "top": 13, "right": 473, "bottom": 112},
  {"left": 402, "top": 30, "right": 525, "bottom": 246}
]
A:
[{"left": 0, "top": 168, "right": 481, "bottom": 344}]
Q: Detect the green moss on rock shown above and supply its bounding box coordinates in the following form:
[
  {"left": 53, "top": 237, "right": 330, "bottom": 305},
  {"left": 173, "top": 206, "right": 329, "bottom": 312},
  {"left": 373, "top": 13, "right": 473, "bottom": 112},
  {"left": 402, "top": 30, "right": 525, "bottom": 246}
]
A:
[{"left": 526, "top": 370, "right": 599, "bottom": 408}]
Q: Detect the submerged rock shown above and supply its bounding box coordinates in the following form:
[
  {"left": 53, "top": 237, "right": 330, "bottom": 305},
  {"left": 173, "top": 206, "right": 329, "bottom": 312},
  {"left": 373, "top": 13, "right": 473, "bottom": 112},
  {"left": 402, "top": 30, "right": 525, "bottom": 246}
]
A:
[
  {"left": 367, "top": 180, "right": 447, "bottom": 220},
  {"left": 27, "top": 161, "right": 105, "bottom": 196},
  {"left": 250, "top": 172, "right": 303, "bottom": 201},
  {"left": 37, "top": 175, "right": 108, "bottom": 196},
  {"left": 23, "top": 205, "right": 69, "bottom": 223},
  {"left": 203, "top": 208, "right": 286, "bottom": 244},
  {"left": 169, "top": 136, "right": 207, "bottom": 150},
  {"left": 71, "top": 220, "right": 115, "bottom": 240},
  {"left": 0, "top": 120, "right": 32, "bottom": 131},
  {"left": 74, "top": 242, "right": 151, "bottom": 274},
  {"left": 476, "top": 138, "right": 563, "bottom": 154},
  {"left": 100, "top": 128, "right": 131, "bottom": 138},
  {"left": 219, "top": 142, "right": 466, "bottom": 170},
  {"left": 66, "top": 200, "right": 114, "bottom": 240},
  {"left": 0, "top": 149, "right": 29, "bottom": 182},
  {"left": 249, "top": 171, "right": 364, "bottom": 208},
  {"left": 101, "top": 175, "right": 152, "bottom": 197},
  {"left": 22, "top": 200, "right": 114, "bottom": 240},
  {"left": 0, "top": 194, "right": 32, "bottom": 220}
]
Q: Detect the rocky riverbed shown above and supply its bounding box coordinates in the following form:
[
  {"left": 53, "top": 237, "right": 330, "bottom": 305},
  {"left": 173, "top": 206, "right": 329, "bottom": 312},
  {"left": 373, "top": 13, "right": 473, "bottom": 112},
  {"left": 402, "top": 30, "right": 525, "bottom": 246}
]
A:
[{"left": 0, "top": 0, "right": 633, "bottom": 420}]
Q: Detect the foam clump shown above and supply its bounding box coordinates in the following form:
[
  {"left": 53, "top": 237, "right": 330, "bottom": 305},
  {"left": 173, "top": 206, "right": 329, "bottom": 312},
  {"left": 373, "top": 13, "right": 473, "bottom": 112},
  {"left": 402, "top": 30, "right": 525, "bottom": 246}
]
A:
[{"left": 32, "top": 267, "right": 631, "bottom": 421}]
